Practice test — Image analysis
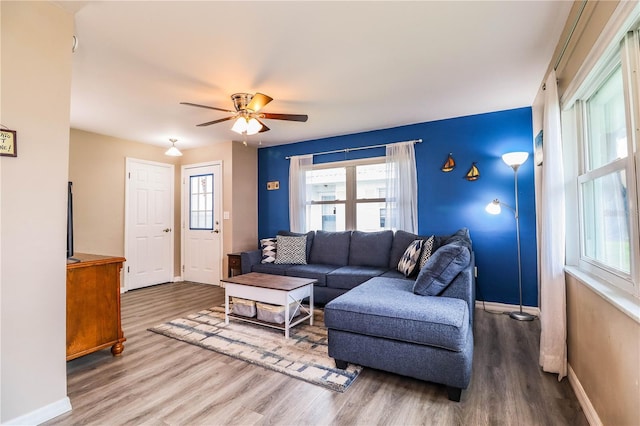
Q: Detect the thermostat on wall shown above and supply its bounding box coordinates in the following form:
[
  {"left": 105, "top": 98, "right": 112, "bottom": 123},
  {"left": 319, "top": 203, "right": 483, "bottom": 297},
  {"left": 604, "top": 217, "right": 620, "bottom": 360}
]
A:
[{"left": 267, "top": 181, "right": 280, "bottom": 190}]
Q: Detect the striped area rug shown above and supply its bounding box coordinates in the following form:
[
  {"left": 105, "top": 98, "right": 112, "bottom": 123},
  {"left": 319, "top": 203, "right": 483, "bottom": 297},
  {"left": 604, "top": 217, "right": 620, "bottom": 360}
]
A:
[{"left": 148, "top": 307, "right": 362, "bottom": 392}]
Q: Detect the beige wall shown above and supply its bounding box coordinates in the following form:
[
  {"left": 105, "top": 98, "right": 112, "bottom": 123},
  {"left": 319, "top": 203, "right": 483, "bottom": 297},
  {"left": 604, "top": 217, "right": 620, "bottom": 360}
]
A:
[
  {"left": 69, "top": 129, "right": 181, "bottom": 258},
  {"left": 1, "top": 1, "right": 73, "bottom": 422},
  {"left": 231, "top": 141, "right": 258, "bottom": 253},
  {"left": 567, "top": 274, "right": 640, "bottom": 425},
  {"left": 533, "top": 2, "right": 640, "bottom": 424},
  {"left": 70, "top": 131, "right": 258, "bottom": 281}
]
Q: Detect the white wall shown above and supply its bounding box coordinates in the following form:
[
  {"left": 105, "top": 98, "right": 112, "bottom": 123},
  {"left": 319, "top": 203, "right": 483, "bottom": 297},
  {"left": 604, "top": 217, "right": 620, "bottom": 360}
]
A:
[{"left": 1, "top": 1, "right": 73, "bottom": 422}]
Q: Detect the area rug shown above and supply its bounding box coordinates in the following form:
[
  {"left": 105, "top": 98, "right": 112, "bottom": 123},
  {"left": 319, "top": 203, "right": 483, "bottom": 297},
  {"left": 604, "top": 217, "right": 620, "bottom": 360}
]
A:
[{"left": 148, "top": 307, "right": 361, "bottom": 392}]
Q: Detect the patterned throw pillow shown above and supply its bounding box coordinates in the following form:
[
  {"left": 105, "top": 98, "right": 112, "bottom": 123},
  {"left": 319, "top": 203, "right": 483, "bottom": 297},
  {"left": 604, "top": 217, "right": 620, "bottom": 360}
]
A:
[
  {"left": 274, "top": 235, "right": 307, "bottom": 264},
  {"left": 418, "top": 235, "right": 435, "bottom": 270},
  {"left": 260, "top": 238, "right": 277, "bottom": 263},
  {"left": 397, "top": 239, "right": 424, "bottom": 277}
]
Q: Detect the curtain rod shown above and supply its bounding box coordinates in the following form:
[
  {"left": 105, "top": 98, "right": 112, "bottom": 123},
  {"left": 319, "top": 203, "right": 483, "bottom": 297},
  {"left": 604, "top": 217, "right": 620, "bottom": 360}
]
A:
[
  {"left": 285, "top": 138, "right": 422, "bottom": 160},
  {"left": 553, "top": 0, "right": 588, "bottom": 71}
]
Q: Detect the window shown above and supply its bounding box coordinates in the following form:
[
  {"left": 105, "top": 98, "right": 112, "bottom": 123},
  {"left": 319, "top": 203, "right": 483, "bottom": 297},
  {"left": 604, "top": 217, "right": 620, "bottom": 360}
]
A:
[
  {"left": 189, "top": 174, "right": 214, "bottom": 230},
  {"left": 565, "top": 29, "right": 640, "bottom": 297},
  {"left": 305, "top": 158, "right": 386, "bottom": 232}
]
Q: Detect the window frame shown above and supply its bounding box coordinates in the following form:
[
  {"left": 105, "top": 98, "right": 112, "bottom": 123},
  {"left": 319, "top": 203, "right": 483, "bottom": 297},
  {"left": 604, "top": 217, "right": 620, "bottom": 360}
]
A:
[
  {"left": 306, "top": 157, "right": 386, "bottom": 231},
  {"left": 567, "top": 29, "right": 640, "bottom": 298}
]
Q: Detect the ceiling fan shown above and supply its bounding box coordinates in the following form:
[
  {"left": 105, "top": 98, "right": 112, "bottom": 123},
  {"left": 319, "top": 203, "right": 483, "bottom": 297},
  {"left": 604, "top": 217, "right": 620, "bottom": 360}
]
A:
[{"left": 181, "top": 92, "right": 308, "bottom": 135}]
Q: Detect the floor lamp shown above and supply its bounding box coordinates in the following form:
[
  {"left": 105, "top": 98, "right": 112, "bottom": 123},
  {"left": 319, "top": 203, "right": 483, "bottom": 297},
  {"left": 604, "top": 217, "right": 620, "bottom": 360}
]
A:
[{"left": 486, "top": 151, "right": 535, "bottom": 321}]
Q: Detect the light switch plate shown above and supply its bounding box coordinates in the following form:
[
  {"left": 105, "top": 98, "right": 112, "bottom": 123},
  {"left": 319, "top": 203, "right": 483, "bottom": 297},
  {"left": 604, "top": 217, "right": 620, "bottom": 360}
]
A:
[{"left": 267, "top": 181, "right": 280, "bottom": 190}]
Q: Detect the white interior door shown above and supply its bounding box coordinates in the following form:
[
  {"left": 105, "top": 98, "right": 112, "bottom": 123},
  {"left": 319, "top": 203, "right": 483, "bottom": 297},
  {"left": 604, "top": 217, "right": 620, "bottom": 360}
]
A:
[
  {"left": 125, "top": 158, "right": 174, "bottom": 290},
  {"left": 182, "top": 162, "right": 222, "bottom": 285}
]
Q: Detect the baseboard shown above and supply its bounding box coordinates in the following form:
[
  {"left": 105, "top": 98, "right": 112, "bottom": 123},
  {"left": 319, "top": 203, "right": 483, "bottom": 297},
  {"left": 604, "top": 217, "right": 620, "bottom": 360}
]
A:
[
  {"left": 474, "top": 300, "right": 540, "bottom": 316},
  {"left": 568, "top": 364, "right": 603, "bottom": 426},
  {"left": 4, "top": 396, "right": 72, "bottom": 425},
  {"left": 173, "top": 276, "right": 182, "bottom": 282}
]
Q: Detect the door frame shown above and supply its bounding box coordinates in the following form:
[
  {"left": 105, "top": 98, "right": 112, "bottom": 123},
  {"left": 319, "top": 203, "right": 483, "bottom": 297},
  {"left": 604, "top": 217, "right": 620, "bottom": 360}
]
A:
[
  {"left": 124, "top": 157, "right": 175, "bottom": 291},
  {"left": 181, "top": 161, "right": 224, "bottom": 284}
]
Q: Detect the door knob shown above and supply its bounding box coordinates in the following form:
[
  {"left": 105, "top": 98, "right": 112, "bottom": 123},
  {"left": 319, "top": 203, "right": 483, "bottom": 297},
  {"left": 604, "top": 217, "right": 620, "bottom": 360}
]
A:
[
  {"left": 163, "top": 228, "right": 171, "bottom": 233},
  {"left": 212, "top": 229, "right": 220, "bottom": 234}
]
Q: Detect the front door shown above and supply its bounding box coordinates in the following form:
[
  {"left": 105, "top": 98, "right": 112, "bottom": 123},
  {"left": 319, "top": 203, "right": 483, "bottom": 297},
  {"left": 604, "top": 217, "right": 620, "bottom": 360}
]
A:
[
  {"left": 182, "top": 162, "right": 222, "bottom": 285},
  {"left": 125, "top": 158, "right": 174, "bottom": 290}
]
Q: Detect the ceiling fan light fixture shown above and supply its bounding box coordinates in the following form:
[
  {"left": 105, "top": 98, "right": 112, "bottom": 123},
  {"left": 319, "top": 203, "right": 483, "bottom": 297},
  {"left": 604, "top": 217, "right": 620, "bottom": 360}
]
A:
[
  {"left": 246, "top": 118, "right": 262, "bottom": 135},
  {"left": 231, "top": 117, "right": 248, "bottom": 134}
]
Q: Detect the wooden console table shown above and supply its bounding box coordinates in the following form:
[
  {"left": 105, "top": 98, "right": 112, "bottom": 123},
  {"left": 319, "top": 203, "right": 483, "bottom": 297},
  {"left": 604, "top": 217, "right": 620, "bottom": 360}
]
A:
[{"left": 66, "top": 253, "right": 126, "bottom": 361}]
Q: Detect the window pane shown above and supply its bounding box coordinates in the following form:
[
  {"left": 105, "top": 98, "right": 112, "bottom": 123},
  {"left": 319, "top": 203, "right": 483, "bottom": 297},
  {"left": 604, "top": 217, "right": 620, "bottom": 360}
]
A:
[
  {"left": 356, "top": 201, "right": 386, "bottom": 231},
  {"left": 306, "top": 168, "right": 346, "bottom": 202},
  {"left": 581, "top": 170, "right": 630, "bottom": 273},
  {"left": 586, "top": 66, "right": 628, "bottom": 170},
  {"left": 307, "top": 203, "right": 345, "bottom": 232},
  {"left": 356, "top": 163, "right": 386, "bottom": 199},
  {"left": 189, "top": 174, "right": 214, "bottom": 230}
]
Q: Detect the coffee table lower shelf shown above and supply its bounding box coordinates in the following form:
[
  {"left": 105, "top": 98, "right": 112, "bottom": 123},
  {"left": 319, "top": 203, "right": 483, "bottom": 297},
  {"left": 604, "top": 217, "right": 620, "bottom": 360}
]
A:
[{"left": 227, "top": 310, "right": 312, "bottom": 334}]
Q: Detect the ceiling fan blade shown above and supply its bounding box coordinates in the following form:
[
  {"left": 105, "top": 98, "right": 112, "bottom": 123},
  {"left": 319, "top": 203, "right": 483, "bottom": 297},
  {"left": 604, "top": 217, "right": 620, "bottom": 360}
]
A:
[
  {"left": 196, "top": 116, "right": 235, "bottom": 127},
  {"left": 246, "top": 93, "right": 273, "bottom": 112},
  {"left": 180, "top": 102, "right": 235, "bottom": 113},
  {"left": 260, "top": 112, "right": 308, "bottom": 122}
]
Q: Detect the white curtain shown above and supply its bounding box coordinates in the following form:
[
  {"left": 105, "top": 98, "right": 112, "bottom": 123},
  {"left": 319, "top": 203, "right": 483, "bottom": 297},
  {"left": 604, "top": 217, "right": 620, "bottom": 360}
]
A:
[
  {"left": 539, "top": 70, "right": 567, "bottom": 380},
  {"left": 385, "top": 141, "right": 418, "bottom": 233},
  {"left": 289, "top": 154, "right": 313, "bottom": 233}
]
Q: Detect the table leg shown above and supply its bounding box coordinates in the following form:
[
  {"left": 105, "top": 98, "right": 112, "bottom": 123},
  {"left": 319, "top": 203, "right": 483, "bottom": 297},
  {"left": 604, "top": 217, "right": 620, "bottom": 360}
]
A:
[
  {"left": 225, "top": 292, "right": 230, "bottom": 325},
  {"left": 284, "top": 296, "right": 290, "bottom": 339},
  {"left": 309, "top": 284, "right": 314, "bottom": 326}
]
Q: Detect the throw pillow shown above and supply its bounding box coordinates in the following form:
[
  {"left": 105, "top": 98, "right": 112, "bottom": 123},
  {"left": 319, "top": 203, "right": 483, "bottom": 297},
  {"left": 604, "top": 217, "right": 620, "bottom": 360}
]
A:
[
  {"left": 277, "top": 230, "right": 315, "bottom": 262},
  {"left": 274, "top": 235, "right": 307, "bottom": 264},
  {"left": 260, "top": 238, "right": 277, "bottom": 263},
  {"left": 418, "top": 235, "right": 436, "bottom": 270},
  {"left": 413, "top": 243, "right": 470, "bottom": 296},
  {"left": 397, "top": 239, "right": 424, "bottom": 277}
]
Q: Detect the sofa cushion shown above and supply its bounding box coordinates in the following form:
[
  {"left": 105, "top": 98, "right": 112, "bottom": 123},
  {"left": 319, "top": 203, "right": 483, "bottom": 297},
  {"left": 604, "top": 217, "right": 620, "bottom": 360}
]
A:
[
  {"left": 440, "top": 228, "right": 472, "bottom": 251},
  {"left": 309, "top": 230, "right": 351, "bottom": 266},
  {"left": 260, "top": 237, "right": 277, "bottom": 263},
  {"left": 327, "top": 266, "right": 388, "bottom": 290},
  {"left": 379, "top": 269, "right": 413, "bottom": 280},
  {"left": 325, "top": 278, "right": 469, "bottom": 351},
  {"left": 285, "top": 264, "right": 339, "bottom": 287},
  {"left": 397, "top": 239, "right": 424, "bottom": 277},
  {"left": 348, "top": 230, "right": 394, "bottom": 267},
  {"left": 389, "top": 230, "right": 418, "bottom": 269},
  {"left": 251, "top": 262, "right": 293, "bottom": 275},
  {"left": 414, "top": 243, "right": 470, "bottom": 296},
  {"left": 278, "top": 230, "right": 315, "bottom": 262},
  {"left": 274, "top": 235, "right": 307, "bottom": 264}
]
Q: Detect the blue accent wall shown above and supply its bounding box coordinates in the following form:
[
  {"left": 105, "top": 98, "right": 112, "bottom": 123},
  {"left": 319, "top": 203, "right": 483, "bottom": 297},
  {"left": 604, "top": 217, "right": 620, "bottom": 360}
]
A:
[{"left": 257, "top": 107, "right": 538, "bottom": 307}]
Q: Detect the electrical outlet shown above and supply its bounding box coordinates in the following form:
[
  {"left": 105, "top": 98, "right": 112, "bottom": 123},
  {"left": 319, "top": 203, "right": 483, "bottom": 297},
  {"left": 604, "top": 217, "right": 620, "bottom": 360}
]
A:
[{"left": 267, "top": 181, "right": 280, "bottom": 190}]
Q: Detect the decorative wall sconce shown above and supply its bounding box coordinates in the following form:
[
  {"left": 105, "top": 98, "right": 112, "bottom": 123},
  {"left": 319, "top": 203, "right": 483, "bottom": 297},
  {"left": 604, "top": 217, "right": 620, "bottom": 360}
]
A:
[
  {"left": 441, "top": 153, "right": 456, "bottom": 172},
  {"left": 464, "top": 162, "right": 480, "bottom": 181}
]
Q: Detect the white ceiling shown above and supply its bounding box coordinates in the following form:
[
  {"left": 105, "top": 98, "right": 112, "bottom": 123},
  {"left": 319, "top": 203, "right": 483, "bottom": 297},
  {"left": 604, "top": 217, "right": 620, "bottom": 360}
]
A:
[{"left": 62, "top": 1, "right": 572, "bottom": 150}]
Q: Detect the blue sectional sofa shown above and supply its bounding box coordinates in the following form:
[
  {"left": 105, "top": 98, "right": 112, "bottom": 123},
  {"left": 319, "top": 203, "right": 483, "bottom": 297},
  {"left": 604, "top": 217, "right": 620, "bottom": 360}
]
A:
[{"left": 240, "top": 228, "right": 475, "bottom": 401}]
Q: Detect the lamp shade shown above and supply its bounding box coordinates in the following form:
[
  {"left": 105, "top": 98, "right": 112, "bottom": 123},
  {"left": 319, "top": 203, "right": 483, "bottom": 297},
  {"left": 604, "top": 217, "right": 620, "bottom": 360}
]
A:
[
  {"left": 165, "top": 139, "right": 182, "bottom": 157},
  {"left": 231, "top": 117, "right": 248, "bottom": 134},
  {"left": 502, "top": 152, "right": 529, "bottom": 168},
  {"left": 485, "top": 199, "right": 501, "bottom": 215},
  {"left": 246, "top": 118, "right": 262, "bottom": 135}
]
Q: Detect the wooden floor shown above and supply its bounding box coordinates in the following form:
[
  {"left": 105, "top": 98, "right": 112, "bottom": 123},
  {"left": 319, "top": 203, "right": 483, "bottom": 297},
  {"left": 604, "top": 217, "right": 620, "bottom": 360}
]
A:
[{"left": 47, "top": 282, "right": 587, "bottom": 426}]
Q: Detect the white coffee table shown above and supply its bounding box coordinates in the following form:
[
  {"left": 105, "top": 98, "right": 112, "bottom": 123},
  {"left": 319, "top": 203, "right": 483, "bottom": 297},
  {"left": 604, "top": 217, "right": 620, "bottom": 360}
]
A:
[{"left": 221, "top": 272, "right": 315, "bottom": 339}]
